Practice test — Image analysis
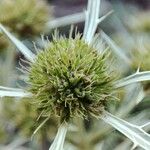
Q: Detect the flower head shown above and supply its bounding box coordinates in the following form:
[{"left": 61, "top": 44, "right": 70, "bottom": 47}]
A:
[
  {"left": 28, "top": 34, "right": 114, "bottom": 122},
  {"left": 0, "top": 0, "right": 51, "bottom": 38}
]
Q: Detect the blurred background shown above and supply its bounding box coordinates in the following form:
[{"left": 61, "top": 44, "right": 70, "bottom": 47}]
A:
[{"left": 0, "top": 0, "right": 149, "bottom": 150}]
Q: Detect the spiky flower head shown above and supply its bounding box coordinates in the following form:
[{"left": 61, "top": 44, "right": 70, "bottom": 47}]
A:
[
  {"left": 28, "top": 34, "right": 114, "bottom": 122},
  {"left": 0, "top": 0, "right": 51, "bottom": 38}
]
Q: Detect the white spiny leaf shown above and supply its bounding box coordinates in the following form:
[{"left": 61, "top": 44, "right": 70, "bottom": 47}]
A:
[
  {"left": 47, "top": 12, "right": 85, "bottom": 29},
  {"left": 116, "top": 84, "right": 145, "bottom": 117},
  {"left": 97, "top": 10, "right": 114, "bottom": 24},
  {"left": 83, "top": 0, "right": 92, "bottom": 39},
  {"left": 115, "top": 71, "right": 150, "bottom": 88},
  {"left": 0, "top": 90, "right": 31, "bottom": 98},
  {"left": 101, "top": 31, "right": 131, "bottom": 65},
  {"left": 49, "top": 123, "right": 68, "bottom": 150},
  {"left": 31, "top": 117, "right": 49, "bottom": 140},
  {"left": 83, "top": 0, "right": 101, "bottom": 43},
  {"left": 0, "top": 24, "right": 35, "bottom": 62},
  {"left": 130, "top": 143, "right": 137, "bottom": 150},
  {"left": 101, "top": 111, "right": 150, "bottom": 150},
  {"left": 0, "top": 86, "right": 23, "bottom": 91},
  {"left": 140, "top": 122, "right": 150, "bottom": 129}
]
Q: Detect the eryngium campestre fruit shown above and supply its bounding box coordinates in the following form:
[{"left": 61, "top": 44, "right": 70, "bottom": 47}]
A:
[{"left": 28, "top": 35, "right": 115, "bottom": 122}]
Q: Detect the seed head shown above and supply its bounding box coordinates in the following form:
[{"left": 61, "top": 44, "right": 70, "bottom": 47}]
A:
[{"left": 28, "top": 35, "right": 115, "bottom": 122}]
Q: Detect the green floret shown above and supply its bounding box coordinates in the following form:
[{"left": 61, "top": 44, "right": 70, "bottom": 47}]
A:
[{"left": 28, "top": 35, "right": 115, "bottom": 122}]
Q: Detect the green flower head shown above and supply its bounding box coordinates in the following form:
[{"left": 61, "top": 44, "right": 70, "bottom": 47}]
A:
[
  {"left": 0, "top": 0, "right": 51, "bottom": 38},
  {"left": 28, "top": 34, "right": 115, "bottom": 122}
]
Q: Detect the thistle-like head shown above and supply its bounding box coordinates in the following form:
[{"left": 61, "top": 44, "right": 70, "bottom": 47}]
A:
[
  {"left": 0, "top": 0, "right": 51, "bottom": 38},
  {"left": 28, "top": 34, "right": 115, "bottom": 122}
]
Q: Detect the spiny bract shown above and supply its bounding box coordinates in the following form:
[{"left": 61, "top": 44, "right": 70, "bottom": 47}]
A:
[
  {"left": 28, "top": 35, "right": 114, "bottom": 122},
  {"left": 0, "top": 0, "right": 51, "bottom": 38}
]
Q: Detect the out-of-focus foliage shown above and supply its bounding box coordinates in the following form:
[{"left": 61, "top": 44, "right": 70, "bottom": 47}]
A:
[
  {"left": 0, "top": 124, "right": 8, "bottom": 144},
  {"left": 0, "top": 0, "right": 51, "bottom": 38},
  {"left": 128, "top": 10, "right": 150, "bottom": 33},
  {"left": 113, "top": 9, "right": 150, "bottom": 72},
  {"left": 0, "top": 98, "right": 58, "bottom": 141},
  {"left": 113, "top": 8, "right": 150, "bottom": 94},
  {"left": 0, "top": 33, "right": 8, "bottom": 51}
]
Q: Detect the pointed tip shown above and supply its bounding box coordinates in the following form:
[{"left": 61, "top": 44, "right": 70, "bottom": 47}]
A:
[
  {"left": 0, "top": 24, "right": 35, "bottom": 62},
  {"left": 131, "top": 143, "right": 138, "bottom": 150},
  {"left": 136, "top": 67, "right": 140, "bottom": 73}
]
